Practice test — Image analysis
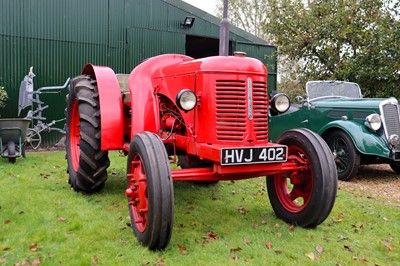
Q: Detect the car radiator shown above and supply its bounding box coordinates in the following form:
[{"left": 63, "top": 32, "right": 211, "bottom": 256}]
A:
[{"left": 380, "top": 99, "right": 400, "bottom": 159}]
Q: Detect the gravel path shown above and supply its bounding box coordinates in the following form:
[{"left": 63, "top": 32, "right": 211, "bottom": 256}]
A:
[{"left": 338, "top": 164, "right": 400, "bottom": 207}]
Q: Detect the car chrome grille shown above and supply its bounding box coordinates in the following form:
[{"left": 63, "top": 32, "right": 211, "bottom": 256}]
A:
[
  {"left": 215, "top": 80, "right": 268, "bottom": 142},
  {"left": 380, "top": 100, "right": 400, "bottom": 150}
]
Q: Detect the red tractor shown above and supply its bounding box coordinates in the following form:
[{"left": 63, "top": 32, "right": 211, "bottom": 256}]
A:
[{"left": 65, "top": 53, "right": 337, "bottom": 250}]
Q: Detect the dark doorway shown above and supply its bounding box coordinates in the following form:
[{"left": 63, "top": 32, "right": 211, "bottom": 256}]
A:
[{"left": 185, "top": 35, "right": 220, "bottom": 58}]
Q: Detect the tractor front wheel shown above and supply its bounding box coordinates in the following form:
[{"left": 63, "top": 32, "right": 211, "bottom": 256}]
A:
[
  {"left": 126, "top": 132, "right": 174, "bottom": 250},
  {"left": 65, "top": 75, "right": 110, "bottom": 193},
  {"left": 267, "top": 128, "right": 337, "bottom": 228}
]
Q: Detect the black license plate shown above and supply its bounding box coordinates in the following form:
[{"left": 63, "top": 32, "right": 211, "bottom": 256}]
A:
[{"left": 221, "top": 146, "right": 287, "bottom": 165}]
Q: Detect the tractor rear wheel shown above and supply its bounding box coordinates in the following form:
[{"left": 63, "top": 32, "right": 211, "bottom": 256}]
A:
[
  {"left": 126, "top": 132, "right": 174, "bottom": 250},
  {"left": 267, "top": 128, "right": 337, "bottom": 228},
  {"left": 65, "top": 75, "right": 110, "bottom": 193}
]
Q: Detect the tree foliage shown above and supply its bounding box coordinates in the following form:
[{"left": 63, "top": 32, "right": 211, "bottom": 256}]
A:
[
  {"left": 216, "top": 0, "right": 270, "bottom": 41},
  {"left": 218, "top": 0, "right": 400, "bottom": 98},
  {"left": 265, "top": 0, "right": 400, "bottom": 98}
]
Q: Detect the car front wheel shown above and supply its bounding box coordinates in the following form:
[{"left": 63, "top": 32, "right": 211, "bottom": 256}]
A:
[
  {"left": 325, "top": 130, "right": 360, "bottom": 181},
  {"left": 389, "top": 162, "right": 400, "bottom": 174}
]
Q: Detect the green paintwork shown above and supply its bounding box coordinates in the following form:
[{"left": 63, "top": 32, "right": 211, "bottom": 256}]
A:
[{"left": 269, "top": 97, "right": 392, "bottom": 159}]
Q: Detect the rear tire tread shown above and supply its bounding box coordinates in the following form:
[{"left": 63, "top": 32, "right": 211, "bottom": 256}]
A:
[{"left": 66, "top": 75, "right": 109, "bottom": 193}]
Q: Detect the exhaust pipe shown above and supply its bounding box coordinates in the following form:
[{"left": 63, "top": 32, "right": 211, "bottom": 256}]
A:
[{"left": 219, "top": 0, "right": 229, "bottom": 56}]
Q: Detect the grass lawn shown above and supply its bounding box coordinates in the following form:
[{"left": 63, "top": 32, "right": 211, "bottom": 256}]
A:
[{"left": 1, "top": 151, "right": 399, "bottom": 265}]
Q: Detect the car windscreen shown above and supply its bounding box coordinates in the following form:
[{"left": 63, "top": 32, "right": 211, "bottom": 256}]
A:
[{"left": 306, "top": 81, "right": 362, "bottom": 101}]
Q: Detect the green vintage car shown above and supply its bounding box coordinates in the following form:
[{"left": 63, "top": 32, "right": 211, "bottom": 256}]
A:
[{"left": 269, "top": 80, "right": 400, "bottom": 181}]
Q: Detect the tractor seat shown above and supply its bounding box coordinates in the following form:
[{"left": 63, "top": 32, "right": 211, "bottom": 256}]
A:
[{"left": 116, "top": 74, "right": 130, "bottom": 102}]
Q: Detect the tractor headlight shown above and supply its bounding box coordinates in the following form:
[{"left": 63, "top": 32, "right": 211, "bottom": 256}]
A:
[
  {"left": 270, "top": 93, "right": 290, "bottom": 114},
  {"left": 364, "top": 114, "right": 381, "bottom": 131},
  {"left": 176, "top": 89, "right": 197, "bottom": 111}
]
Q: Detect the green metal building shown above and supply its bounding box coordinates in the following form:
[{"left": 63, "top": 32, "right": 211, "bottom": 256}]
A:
[{"left": 0, "top": 0, "right": 277, "bottom": 146}]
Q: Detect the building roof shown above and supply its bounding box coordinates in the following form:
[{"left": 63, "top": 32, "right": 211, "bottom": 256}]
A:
[{"left": 164, "top": 0, "right": 270, "bottom": 46}]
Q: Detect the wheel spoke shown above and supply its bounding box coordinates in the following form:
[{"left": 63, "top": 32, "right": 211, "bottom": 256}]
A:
[{"left": 127, "top": 155, "right": 148, "bottom": 233}]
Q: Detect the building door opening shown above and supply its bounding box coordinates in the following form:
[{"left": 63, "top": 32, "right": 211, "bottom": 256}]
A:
[{"left": 185, "top": 35, "right": 221, "bottom": 58}]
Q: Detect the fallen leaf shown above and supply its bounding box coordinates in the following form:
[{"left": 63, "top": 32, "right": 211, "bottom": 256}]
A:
[
  {"left": 253, "top": 223, "right": 259, "bottom": 229},
  {"left": 21, "top": 259, "right": 30, "bottom": 266},
  {"left": 204, "top": 231, "right": 220, "bottom": 241},
  {"left": 276, "top": 232, "right": 282, "bottom": 238},
  {"left": 243, "top": 238, "right": 251, "bottom": 245},
  {"left": 230, "top": 253, "right": 240, "bottom": 260},
  {"left": 289, "top": 225, "right": 296, "bottom": 231},
  {"left": 352, "top": 256, "right": 368, "bottom": 262},
  {"left": 316, "top": 245, "right": 324, "bottom": 254},
  {"left": 57, "top": 217, "right": 66, "bottom": 222},
  {"left": 305, "top": 252, "right": 315, "bottom": 261},
  {"left": 265, "top": 242, "right": 273, "bottom": 249},
  {"left": 4, "top": 219, "right": 11, "bottom": 224},
  {"left": 238, "top": 207, "right": 247, "bottom": 214},
  {"left": 155, "top": 259, "right": 165, "bottom": 266},
  {"left": 32, "top": 258, "right": 41, "bottom": 265},
  {"left": 383, "top": 241, "right": 393, "bottom": 251},
  {"left": 344, "top": 245, "right": 354, "bottom": 253},
  {"left": 274, "top": 223, "right": 280, "bottom": 228},
  {"left": 230, "top": 247, "right": 242, "bottom": 253},
  {"left": 178, "top": 244, "right": 187, "bottom": 254},
  {"left": 274, "top": 248, "right": 284, "bottom": 254},
  {"left": 2, "top": 247, "right": 10, "bottom": 251},
  {"left": 29, "top": 243, "right": 39, "bottom": 252},
  {"left": 0, "top": 258, "right": 7, "bottom": 263},
  {"left": 92, "top": 255, "right": 98, "bottom": 264},
  {"left": 383, "top": 217, "right": 389, "bottom": 221},
  {"left": 47, "top": 253, "right": 54, "bottom": 258}
]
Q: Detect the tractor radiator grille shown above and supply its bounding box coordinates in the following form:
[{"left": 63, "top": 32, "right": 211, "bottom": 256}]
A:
[
  {"left": 215, "top": 80, "right": 268, "bottom": 142},
  {"left": 381, "top": 102, "right": 400, "bottom": 138},
  {"left": 253, "top": 81, "right": 269, "bottom": 140}
]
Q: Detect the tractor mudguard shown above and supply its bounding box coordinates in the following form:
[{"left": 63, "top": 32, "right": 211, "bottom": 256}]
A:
[
  {"left": 82, "top": 64, "right": 124, "bottom": 150},
  {"left": 128, "top": 54, "right": 193, "bottom": 137},
  {"left": 318, "top": 120, "right": 391, "bottom": 159}
]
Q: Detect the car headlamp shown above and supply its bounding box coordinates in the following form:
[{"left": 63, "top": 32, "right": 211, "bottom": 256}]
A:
[
  {"left": 270, "top": 93, "right": 291, "bottom": 114},
  {"left": 176, "top": 89, "right": 197, "bottom": 111},
  {"left": 389, "top": 134, "right": 400, "bottom": 147},
  {"left": 364, "top": 113, "right": 381, "bottom": 131}
]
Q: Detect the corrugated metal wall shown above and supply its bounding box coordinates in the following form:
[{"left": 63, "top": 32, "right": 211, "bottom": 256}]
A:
[{"left": 0, "top": 0, "right": 277, "bottom": 146}]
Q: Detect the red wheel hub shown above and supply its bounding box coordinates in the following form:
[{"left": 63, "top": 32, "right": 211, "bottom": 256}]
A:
[
  {"left": 70, "top": 99, "right": 81, "bottom": 171},
  {"left": 126, "top": 154, "right": 148, "bottom": 232},
  {"left": 274, "top": 146, "right": 312, "bottom": 213}
]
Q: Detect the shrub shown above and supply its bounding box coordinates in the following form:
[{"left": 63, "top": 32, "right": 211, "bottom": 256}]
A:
[{"left": 0, "top": 86, "right": 8, "bottom": 109}]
